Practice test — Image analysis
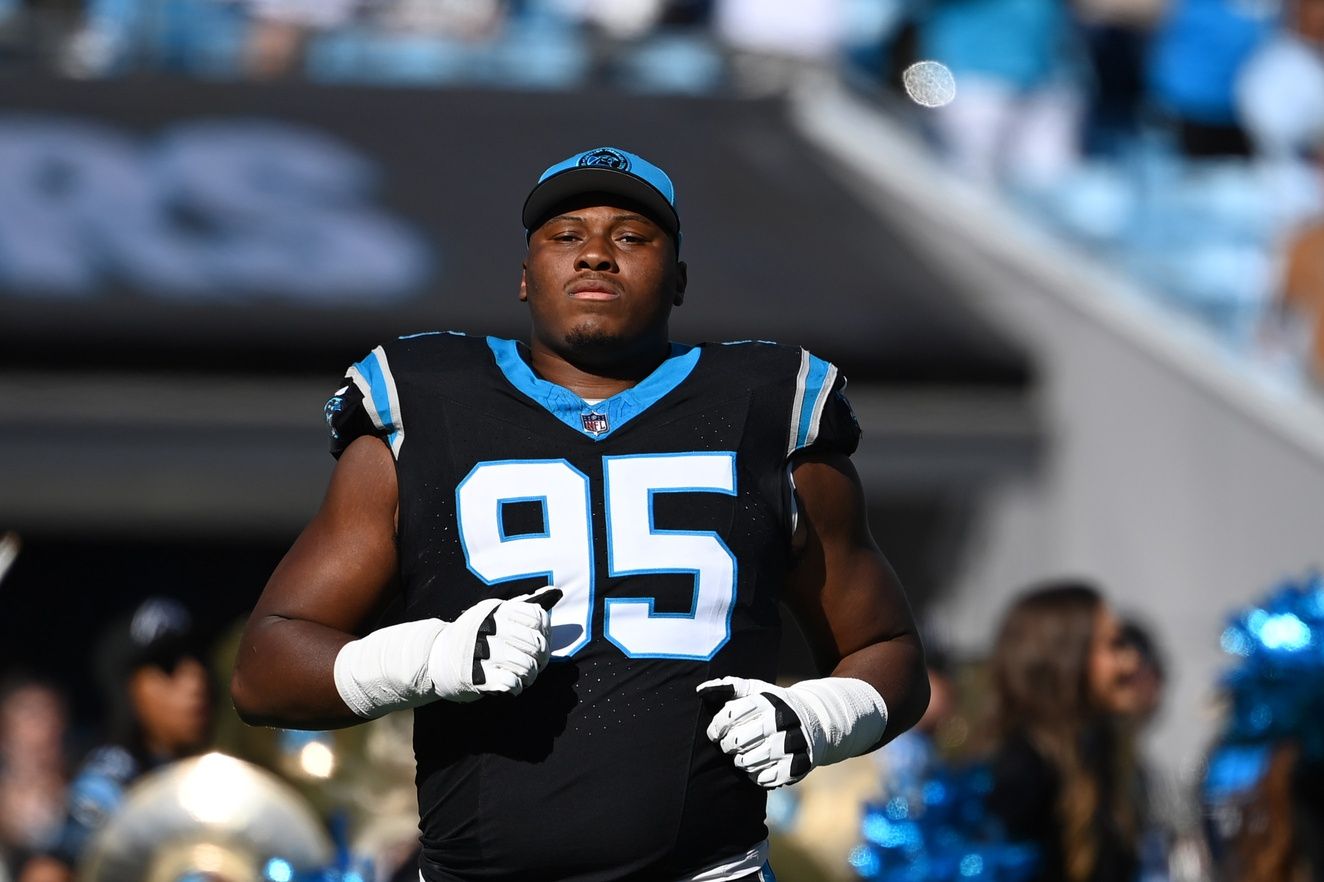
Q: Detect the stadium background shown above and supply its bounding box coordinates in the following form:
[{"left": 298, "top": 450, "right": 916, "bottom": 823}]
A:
[{"left": 0, "top": 0, "right": 1322, "bottom": 879}]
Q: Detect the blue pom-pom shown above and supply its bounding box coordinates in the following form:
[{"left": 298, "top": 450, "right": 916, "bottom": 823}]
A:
[
  {"left": 1207, "top": 572, "right": 1324, "bottom": 802},
  {"left": 855, "top": 754, "right": 1043, "bottom": 881}
]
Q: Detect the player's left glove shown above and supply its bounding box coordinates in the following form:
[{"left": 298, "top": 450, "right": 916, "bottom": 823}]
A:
[{"left": 697, "top": 675, "right": 888, "bottom": 789}]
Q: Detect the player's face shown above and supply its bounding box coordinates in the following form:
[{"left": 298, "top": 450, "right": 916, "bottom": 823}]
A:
[{"left": 521, "top": 199, "right": 686, "bottom": 364}]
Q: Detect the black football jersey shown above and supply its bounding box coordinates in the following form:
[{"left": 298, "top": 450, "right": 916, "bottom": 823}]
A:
[{"left": 326, "top": 333, "right": 860, "bottom": 882}]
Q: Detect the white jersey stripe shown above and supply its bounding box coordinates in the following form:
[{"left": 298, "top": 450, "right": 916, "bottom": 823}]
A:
[
  {"left": 786, "top": 349, "right": 811, "bottom": 456},
  {"left": 802, "top": 362, "right": 839, "bottom": 449},
  {"left": 346, "top": 345, "right": 405, "bottom": 459},
  {"left": 788, "top": 350, "right": 837, "bottom": 455},
  {"left": 345, "top": 365, "right": 381, "bottom": 429},
  {"left": 686, "top": 839, "right": 770, "bottom": 881},
  {"left": 373, "top": 346, "right": 405, "bottom": 458}
]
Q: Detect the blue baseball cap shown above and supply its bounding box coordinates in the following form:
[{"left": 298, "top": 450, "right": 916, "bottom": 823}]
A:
[{"left": 522, "top": 147, "right": 680, "bottom": 239}]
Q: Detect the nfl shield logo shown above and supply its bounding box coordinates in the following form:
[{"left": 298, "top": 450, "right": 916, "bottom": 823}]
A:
[{"left": 581, "top": 411, "right": 609, "bottom": 435}]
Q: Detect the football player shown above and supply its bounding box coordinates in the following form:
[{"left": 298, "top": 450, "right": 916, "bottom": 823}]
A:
[{"left": 232, "top": 147, "right": 929, "bottom": 882}]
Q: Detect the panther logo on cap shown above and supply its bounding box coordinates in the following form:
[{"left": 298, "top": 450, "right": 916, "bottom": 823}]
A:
[{"left": 578, "top": 148, "right": 631, "bottom": 172}]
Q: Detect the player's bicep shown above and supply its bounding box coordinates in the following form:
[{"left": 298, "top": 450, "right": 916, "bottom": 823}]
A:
[
  {"left": 253, "top": 434, "right": 400, "bottom": 635},
  {"left": 783, "top": 454, "right": 918, "bottom": 674}
]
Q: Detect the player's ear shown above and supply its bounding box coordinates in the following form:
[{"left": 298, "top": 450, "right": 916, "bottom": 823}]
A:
[
  {"left": 673, "top": 260, "right": 687, "bottom": 307},
  {"left": 519, "top": 262, "right": 529, "bottom": 303}
]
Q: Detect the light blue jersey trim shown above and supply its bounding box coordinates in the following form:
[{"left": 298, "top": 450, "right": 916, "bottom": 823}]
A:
[
  {"left": 497, "top": 496, "right": 550, "bottom": 540},
  {"left": 486, "top": 337, "right": 700, "bottom": 440}
]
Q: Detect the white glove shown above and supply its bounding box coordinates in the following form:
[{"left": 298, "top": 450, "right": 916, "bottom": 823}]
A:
[
  {"left": 428, "top": 586, "right": 558, "bottom": 702},
  {"left": 334, "top": 586, "right": 560, "bottom": 718},
  {"left": 697, "top": 675, "right": 888, "bottom": 789}
]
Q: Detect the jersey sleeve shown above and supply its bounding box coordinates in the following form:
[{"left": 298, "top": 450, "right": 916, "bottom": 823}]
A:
[
  {"left": 786, "top": 349, "right": 861, "bottom": 458},
  {"left": 326, "top": 345, "right": 404, "bottom": 459}
]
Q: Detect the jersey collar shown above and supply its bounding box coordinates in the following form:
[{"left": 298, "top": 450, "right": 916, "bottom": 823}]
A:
[{"left": 486, "top": 337, "right": 700, "bottom": 441}]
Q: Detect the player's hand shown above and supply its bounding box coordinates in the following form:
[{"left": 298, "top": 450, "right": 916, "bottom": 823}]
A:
[
  {"left": 697, "top": 676, "right": 819, "bottom": 789},
  {"left": 428, "top": 586, "right": 560, "bottom": 702}
]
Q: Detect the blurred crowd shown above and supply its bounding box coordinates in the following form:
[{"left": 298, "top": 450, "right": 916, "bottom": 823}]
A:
[
  {"left": 818, "top": 577, "right": 1321, "bottom": 882},
  {"left": 3, "top": 575, "right": 1321, "bottom": 882},
  {"left": 0, "top": 0, "right": 1322, "bottom": 390},
  {"left": 867, "top": 0, "right": 1324, "bottom": 395},
  {"left": 0, "top": 597, "right": 425, "bottom": 882}
]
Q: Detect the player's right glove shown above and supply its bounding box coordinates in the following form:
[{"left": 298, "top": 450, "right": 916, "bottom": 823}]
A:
[{"left": 334, "top": 586, "right": 560, "bottom": 718}]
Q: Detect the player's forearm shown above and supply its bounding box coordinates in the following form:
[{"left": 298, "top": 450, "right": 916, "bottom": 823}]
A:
[
  {"left": 230, "top": 615, "right": 361, "bottom": 729},
  {"left": 234, "top": 591, "right": 556, "bottom": 729},
  {"left": 832, "top": 633, "right": 929, "bottom": 748},
  {"left": 699, "top": 635, "right": 927, "bottom": 788}
]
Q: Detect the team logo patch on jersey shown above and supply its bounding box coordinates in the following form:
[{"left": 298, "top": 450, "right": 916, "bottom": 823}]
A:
[
  {"left": 324, "top": 387, "right": 349, "bottom": 438},
  {"left": 581, "top": 411, "right": 609, "bottom": 435},
  {"left": 578, "top": 148, "right": 630, "bottom": 172}
]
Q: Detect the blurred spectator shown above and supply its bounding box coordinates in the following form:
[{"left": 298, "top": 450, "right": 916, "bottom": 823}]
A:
[
  {"left": 56, "top": 0, "right": 146, "bottom": 76},
  {"left": 1276, "top": 216, "right": 1324, "bottom": 385},
  {"left": 920, "top": 0, "right": 1084, "bottom": 191},
  {"left": 543, "top": 0, "right": 722, "bottom": 92},
  {"left": 986, "top": 581, "right": 1142, "bottom": 882},
  {"left": 242, "top": 0, "right": 366, "bottom": 78},
  {"left": 1207, "top": 743, "right": 1324, "bottom": 882},
  {"left": 1236, "top": 0, "right": 1324, "bottom": 163},
  {"left": 715, "top": 0, "right": 846, "bottom": 92},
  {"left": 1118, "top": 619, "right": 1166, "bottom": 729},
  {"left": 18, "top": 597, "right": 213, "bottom": 882},
  {"left": 1118, "top": 619, "right": 1176, "bottom": 882},
  {"left": 1202, "top": 575, "right": 1324, "bottom": 882},
  {"left": 1236, "top": 0, "right": 1324, "bottom": 230},
  {"left": 1074, "top": 0, "right": 1167, "bottom": 157},
  {"left": 714, "top": 0, "right": 844, "bottom": 60},
  {"left": 0, "top": 676, "right": 68, "bottom": 875},
  {"left": 1256, "top": 100, "right": 1324, "bottom": 388},
  {"left": 378, "top": 0, "right": 509, "bottom": 38},
  {"left": 59, "top": 0, "right": 249, "bottom": 78},
  {"left": 1148, "top": 0, "right": 1276, "bottom": 157},
  {"left": 548, "top": 0, "right": 668, "bottom": 39},
  {"left": 876, "top": 648, "right": 959, "bottom": 797}
]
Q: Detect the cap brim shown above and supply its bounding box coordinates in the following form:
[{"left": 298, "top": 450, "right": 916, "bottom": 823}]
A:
[{"left": 523, "top": 167, "right": 679, "bottom": 236}]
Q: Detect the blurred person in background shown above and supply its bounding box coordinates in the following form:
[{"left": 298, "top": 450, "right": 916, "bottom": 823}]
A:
[
  {"left": 0, "top": 676, "right": 69, "bottom": 878},
  {"left": 1249, "top": 0, "right": 1324, "bottom": 388},
  {"left": 1118, "top": 619, "right": 1165, "bottom": 731},
  {"left": 714, "top": 0, "right": 847, "bottom": 91},
  {"left": 986, "top": 581, "right": 1143, "bottom": 882},
  {"left": 875, "top": 646, "right": 958, "bottom": 794},
  {"left": 18, "top": 597, "right": 213, "bottom": 882},
  {"left": 1118, "top": 619, "right": 1176, "bottom": 882},
  {"left": 918, "top": 0, "right": 1084, "bottom": 192},
  {"left": 1073, "top": 0, "right": 1167, "bottom": 158},
  {"left": 241, "top": 0, "right": 366, "bottom": 78},
  {"left": 1202, "top": 575, "right": 1324, "bottom": 882},
  {"left": 1277, "top": 212, "right": 1324, "bottom": 387},
  {"left": 1207, "top": 741, "right": 1324, "bottom": 882},
  {"left": 1235, "top": 0, "right": 1324, "bottom": 165},
  {"left": 1261, "top": 129, "right": 1324, "bottom": 388},
  {"left": 1236, "top": 0, "right": 1324, "bottom": 230},
  {"left": 1147, "top": 0, "right": 1276, "bottom": 157}
]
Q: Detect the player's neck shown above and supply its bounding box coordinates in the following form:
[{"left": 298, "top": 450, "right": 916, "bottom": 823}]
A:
[{"left": 528, "top": 337, "right": 672, "bottom": 400}]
